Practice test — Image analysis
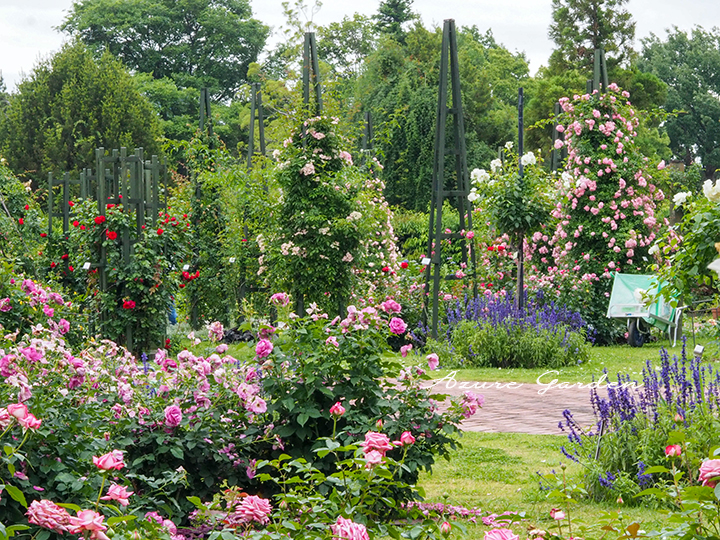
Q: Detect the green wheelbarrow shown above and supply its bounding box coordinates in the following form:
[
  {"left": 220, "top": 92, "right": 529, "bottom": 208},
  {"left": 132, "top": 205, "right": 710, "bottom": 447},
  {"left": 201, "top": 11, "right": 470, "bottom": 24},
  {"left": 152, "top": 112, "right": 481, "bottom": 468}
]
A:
[{"left": 606, "top": 273, "right": 686, "bottom": 347}]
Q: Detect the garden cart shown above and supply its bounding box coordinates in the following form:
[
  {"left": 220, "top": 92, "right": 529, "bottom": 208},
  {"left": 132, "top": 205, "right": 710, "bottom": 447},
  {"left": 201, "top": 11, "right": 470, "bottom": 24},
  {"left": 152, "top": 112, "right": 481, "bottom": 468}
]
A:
[{"left": 606, "top": 273, "right": 686, "bottom": 347}]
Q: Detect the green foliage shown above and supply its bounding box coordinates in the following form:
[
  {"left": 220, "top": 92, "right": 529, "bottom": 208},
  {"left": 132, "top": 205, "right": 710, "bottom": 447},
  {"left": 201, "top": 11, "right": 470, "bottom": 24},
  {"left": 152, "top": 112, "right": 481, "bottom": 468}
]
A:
[
  {"left": 449, "top": 319, "right": 590, "bottom": 369},
  {"left": 548, "top": 0, "right": 636, "bottom": 72},
  {"left": 0, "top": 42, "right": 161, "bottom": 182},
  {"left": 638, "top": 26, "right": 720, "bottom": 179},
  {"left": 60, "top": 0, "right": 269, "bottom": 101},
  {"left": 374, "top": 0, "right": 417, "bottom": 43}
]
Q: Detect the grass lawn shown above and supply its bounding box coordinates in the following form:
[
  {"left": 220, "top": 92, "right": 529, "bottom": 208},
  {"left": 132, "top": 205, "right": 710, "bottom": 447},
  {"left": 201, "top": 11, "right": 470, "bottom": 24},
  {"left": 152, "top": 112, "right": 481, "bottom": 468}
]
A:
[{"left": 418, "top": 432, "right": 666, "bottom": 538}]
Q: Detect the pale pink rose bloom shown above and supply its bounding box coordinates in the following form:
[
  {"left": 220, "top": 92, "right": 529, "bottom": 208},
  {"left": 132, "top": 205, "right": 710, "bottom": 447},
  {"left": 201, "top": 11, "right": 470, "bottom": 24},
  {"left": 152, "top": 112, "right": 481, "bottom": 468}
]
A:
[
  {"left": 400, "top": 431, "right": 415, "bottom": 445},
  {"left": 362, "top": 431, "right": 393, "bottom": 456},
  {"left": 26, "top": 499, "right": 72, "bottom": 532},
  {"left": 0, "top": 408, "right": 11, "bottom": 429},
  {"left": 329, "top": 402, "right": 345, "bottom": 417},
  {"left": 484, "top": 528, "right": 519, "bottom": 540},
  {"left": 699, "top": 459, "right": 720, "bottom": 487},
  {"left": 364, "top": 449, "right": 384, "bottom": 468},
  {"left": 100, "top": 483, "right": 134, "bottom": 506},
  {"left": 331, "top": 516, "right": 369, "bottom": 540},
  {"left": 427, "top": 353, "right": 440, "bottom": 371},
  {"left": 7, "top": 403, "right": 28, "bottom": 420},
  {"left": 92, "top": 450, "right": 125, "bottom": 471},
  {"left": 207, "top": 321, "right": 224, "bottom": 342},
  {"left": 164, "top": 405, "right": 183, "bottom": 428},
  {"left": 19, "top": 413, "right": 42, "bottom": 430},
  {"left": 326, "top": 336, "right": 339, "bottom": 347},
  {"left": 550, "top": 508, "right": 565, "bottom": 520},
  {"left": 68, "top": 509, "right": 107, "bottom": 536},
  {"left": 236, "top": 495, "right": 272, "bottom": 525},
  {"left": 216, "top": 343, "right": 229, "bottom": 354},
  {"left": 400, "top": 344, "right": 412, "bottom": 358},
  {"left": 246, "top": 395, "right": 267, "bottom": 414},
  {"left": 388, "top": 317, "right": 407, "bottom": 335},
  {"left": 255, "top": 339, "right": 273, "bottom": 359}
]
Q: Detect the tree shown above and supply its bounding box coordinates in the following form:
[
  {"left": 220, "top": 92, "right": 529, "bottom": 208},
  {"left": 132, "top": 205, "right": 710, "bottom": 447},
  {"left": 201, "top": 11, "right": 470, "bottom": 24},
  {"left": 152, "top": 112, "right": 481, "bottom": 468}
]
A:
[
  {"left": 0, "top": 42, "right": 161, "bottom": 181},
  {"left": 548, "top": 0, "right": 635, "bottom": 73},
  {"left": 317, "top": 14, "right": 377, "bottom": 79},
  {"left": 638, "top": 26, "right": 720, "bottom": 179},
  {"left": 60, "top": 0, "right": 269, "bottom": 100},
  {"left": 375, "top": 0, "right": 416, "bottom": 43}
]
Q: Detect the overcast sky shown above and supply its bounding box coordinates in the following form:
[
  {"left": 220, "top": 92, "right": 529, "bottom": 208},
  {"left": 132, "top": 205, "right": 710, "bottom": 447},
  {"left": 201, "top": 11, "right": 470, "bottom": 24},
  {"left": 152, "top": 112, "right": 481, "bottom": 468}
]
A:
[{"left": 1, "top": 0, "right": 718, "bottom": 92}]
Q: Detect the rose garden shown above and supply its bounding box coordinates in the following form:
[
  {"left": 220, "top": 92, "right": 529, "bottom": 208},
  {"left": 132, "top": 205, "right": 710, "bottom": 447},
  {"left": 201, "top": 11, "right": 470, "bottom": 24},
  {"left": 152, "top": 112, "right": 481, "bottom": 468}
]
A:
[{"left": 1, "top": 0, "right": 720, "bottom": 539}]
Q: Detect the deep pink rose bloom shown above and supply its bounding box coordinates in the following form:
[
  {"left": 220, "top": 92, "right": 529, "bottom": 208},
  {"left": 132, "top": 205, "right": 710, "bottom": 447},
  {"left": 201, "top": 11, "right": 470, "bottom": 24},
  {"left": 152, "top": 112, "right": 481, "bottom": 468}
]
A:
[
  {"left": 236, "top": 495, "right": 272, "bottom": 525},
  {"left": 19, "top": 413, "right": 42, "bottom": 430},
  {"left": 484, "top": 529, "right": 519, "bottom": 540},
  {"left": 400, "top": 431, "right": 415, "bottom": 445},
  {"left": 270, "top": 292, "right": 290, "bottom": 307},
  {"left": 699, "top": 459, "right": 720, "bottom": 487},
  {"left": 164, "top": 405, "right": 183, "bottom": 428},
  {"left": 665, "top": 444, "right": 682, "bottom": 457},
  {"left": 362, "top": 431, "right": 393, "bottom": 456},
  {"left": 100, "top": 483, "right": 134, "bottom": 506},
  {"left": 380, "top": 299, "right": 402, "bottom": 314},
  {"left": 58, "top": 319, "right": 70, "bottom": 335},
  {"left": 331, "top": 516, "right": 369, "bottom": 540},
  {"left": 0, "top": 298, "right": 11, "bottom": 312},
  {"left": 400, "top": 344, "right": 412, "bottom": 357},
  {"left": 330, "top": 402, "right": 346, "bottom": 417},
  {"left": 93, "top": 450, "right": 125, "bottom": 471},
  {"left": 388, "top": 317, "right": 407, "bottom": 335},
  {"left": 26, "top": 500, "right": 72, "bottom": 533},
  {"left": 255, "top": 339, "right": 273, "bottom": 359},
  {"left": 7, "top": 403, "right": 28, "bottom": 420}
]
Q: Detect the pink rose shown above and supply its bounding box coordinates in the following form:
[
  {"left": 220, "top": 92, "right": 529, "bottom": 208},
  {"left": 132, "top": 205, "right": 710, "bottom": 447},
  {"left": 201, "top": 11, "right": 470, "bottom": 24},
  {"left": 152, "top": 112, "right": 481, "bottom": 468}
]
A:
[
  {"left": 68, "top": 509, "right": 107, "bottom": 535},
  {"left": 380, "top": 299, "right": 402, "bottom": 313},
  {"left": 388, "top": 317, "right": 407, "bottom": 335},
  {"left": 400, "top": 431, "right": 415, "bottom": 445},
  {"left": 92, "top": 450, "right": 125, "bottom": 471},
  {"left": 0, "top": 408, "right": 11, "bottom": 429},
  {"left": 331, "top": 516, "right": 369, "bottom": 540},
  {"left": 665, "top": 444, "right": 682, "bottom": 457},
  {"left": 164, "top": 405, "right": 183, "bottom": 428},
  {"left": 362, "top": 431, "right": 393, "bottom": 456},
  {"left": 19, "top": 413, "right": 42, "bottom": 430},
  {"left": 7, "top": 403, "right": 28, "bottom": 420},
  {"left": 427, "top": 353, "right": 439, "bottom": 371},
  {"left": 326, "top": 336, "right": 339, "bottom": 347},
  {"left": 441, "top": 521, "right": 452, "bottom": 535},
  {"left": 100, "top": 483, "right": 134, "bottom": 506},
  {"left": 58, "top": 319, "right": 70, "bottom": 335},
  {"left": 466, "top": 231, "right": 475, "bottom": 239},
  {"left": 699, "top": 459, "right": 720, "bottom": 487},
  {"left": 216, "top": 343, "right": 229, "bottom": 354},
  {"left": 400, "top": 344, "right": 412, "bottom": 357},
  {"left": 484, "top": 529, "right": 519, "bottom": 540},
  {"left": 235, "top": 495, "right": 272, "bottom": 525},
  {"left": 550, "top": 508, "right": 565, "bottom": 520},
  {"left": 365, "top": 450, "right": 384, "bottom": 468},
  {"left": 270, "top": 292, "right": 290, "bottom": 307},
  {"left": 26, "top": 499, "right": 72, "bottom": 533},
  {"left": 255, "top": 339, "right": 273, "bottom": 359},
  {"left": 330, "top": 402, "right": 345, "bottom": 417}
]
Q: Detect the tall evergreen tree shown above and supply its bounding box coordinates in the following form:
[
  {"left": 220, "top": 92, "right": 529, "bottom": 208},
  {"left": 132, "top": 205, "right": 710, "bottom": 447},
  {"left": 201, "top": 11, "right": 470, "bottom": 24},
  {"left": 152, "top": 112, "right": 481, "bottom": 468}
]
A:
[
  {"left": 375, "top": 0, "right": 416, "bottom": 43},
  {"left": 548, "top": 0, "right": 635, "bottom": 73}
]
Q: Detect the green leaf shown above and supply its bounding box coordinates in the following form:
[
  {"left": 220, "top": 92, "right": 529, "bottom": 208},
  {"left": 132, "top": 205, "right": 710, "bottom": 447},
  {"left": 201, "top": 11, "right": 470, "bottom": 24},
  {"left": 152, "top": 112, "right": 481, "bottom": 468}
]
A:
[
  {"left": 187, "top": 496, "right": 203, "bottom": 508},
  {"left": 297, "top": 413, "right": 309, "bottom": 427},
  {"left": 107, "top": 516, "right": 136, "bottom": 525},
  {"left": 643, "top": 465, "right": 670, "bottom": 474},
  {"left": 57, "top": 503, "right": 83, "bottom": 512},
  {"left": 3, "top": 485, "right": 27, "bottom": 508},
  {"left": 170, "top": 446, "right": 184, "bottom": 459}
]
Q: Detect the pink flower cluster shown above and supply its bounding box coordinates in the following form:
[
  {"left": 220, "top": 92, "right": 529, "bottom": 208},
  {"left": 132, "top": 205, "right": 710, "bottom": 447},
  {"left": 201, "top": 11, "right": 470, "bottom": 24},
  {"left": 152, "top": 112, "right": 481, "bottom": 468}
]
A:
[
  {"left": 0, "top": 403, "right": 42, "bottom": 430},
  {"left": 331, "top": 516, "right": 369, "bottom": 540},
  {"left": 461, "top": 391, "right": 485, "bottom": 419}
]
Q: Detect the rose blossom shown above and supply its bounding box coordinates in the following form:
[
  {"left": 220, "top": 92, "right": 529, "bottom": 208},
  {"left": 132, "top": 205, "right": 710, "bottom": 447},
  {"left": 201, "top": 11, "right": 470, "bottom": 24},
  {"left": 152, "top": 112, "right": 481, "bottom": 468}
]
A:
[
  {"left": 164, "top": 405, "right": 183, "bottom": 428},
  {"left": 699, "top": 459, "right": 720, "bottom": 487},
  {"left": 400, "top": 431, "right": 415, "bottom": 445},
  {"left": 235, "top": 495, "right": 272, "bottom": 525},
  {"left": 7, "top": 403, "right": 28, "bottom": 420},
  {"left": 207, "top": 321, "right": 224, "bottom": 342},
  {"left": 388, "top": 317, "right": 407, "bottom": 335},
  {"left": 400, "top": 344, "right": 412, "bottom": 357},
  {"left": 330, "top": 402, "right": 346, "bottom": 417},
  {"left": 427, "top": 353, "right": 439, "bottom": 371},
  {"left": 18, "top": 413, "right": 42, "bottom": 430},
  {"left": 380, "top": 299, "right": 402, "bottom": 313},
  {"left": 484, "top": 529, "right": 519, "bottom": 540},
  {"left": 441, "top": 521, "right": 452, "bottom": 535},
  {"left": 26, "top": 499, "right": 72, "bottom": 532},
  {"left": 362, "top": 431, "right": 393, "bottom": 456},
  {"left": 331, "top": 516, "right": 369, "bottom": 540},
  {"left": 67, "top": 509, "right": 107, "bottom": 537},
  {"left": 100, "top": 483, "right": 134, "bottom": 506},
  {"left": 550, "top": 508, "right": 565, "bottom": 520},
  {"left": 92, "top": 450, "right": 125, "bottom": 471},
  {"left": 365, "top": 449, "right": 384, "bottom": 468},
  {"left": 255, "top": 339, "right": 273, "bottom": 358},
  {"left": 665, "top": 444, "right": 682, "bottom": 457},
  {"left": 326, "top": 336, "right": 339, "bottom": 347}
]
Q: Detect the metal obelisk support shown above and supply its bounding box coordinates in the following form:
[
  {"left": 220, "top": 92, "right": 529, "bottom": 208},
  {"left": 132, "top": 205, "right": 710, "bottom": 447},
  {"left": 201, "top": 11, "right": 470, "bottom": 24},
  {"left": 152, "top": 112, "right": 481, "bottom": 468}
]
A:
[
  {"left": 586, "top": 48, "right": 609, "bottom": 94},
  {"left": 247, "top": 82, "right": 267, "bottom": 169},
  {"left": 303, "top": 32, "right": 323, "bottom": 115},
  {"left": 422, "top": 19, "right": 478, "bottom": 340},
  {"left": 516, "top": 87, "right": 525, "bottom": 312}
]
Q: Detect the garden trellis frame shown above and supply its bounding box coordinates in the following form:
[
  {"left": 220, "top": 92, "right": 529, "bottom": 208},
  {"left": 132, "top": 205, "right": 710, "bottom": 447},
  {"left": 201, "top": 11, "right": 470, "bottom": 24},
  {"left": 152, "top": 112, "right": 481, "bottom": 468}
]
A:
[
  {"left": 422, "top": 19, "right": 478, "bottom": 340},
  {"left": 303, "top": 32, "right": 323, "bottom": 115},
  {"left": 247, "top": 82, "right": 267, "bottom": 168}
]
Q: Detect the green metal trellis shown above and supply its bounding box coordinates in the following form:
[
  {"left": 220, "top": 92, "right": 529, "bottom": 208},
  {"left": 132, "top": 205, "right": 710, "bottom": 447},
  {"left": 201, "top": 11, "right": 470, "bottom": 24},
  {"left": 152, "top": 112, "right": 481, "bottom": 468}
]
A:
[
  {"left": 422, "top": 19, "right": 478, "bottom": 340},
  {"left": 247, "top": 82, "right": 267, "bottom": 168},
  {"left": 303, "top": 32, "right": 323, "bottom": 114},
  {"left": 587, "top": 48, "right": 609, "bottom": 94}
]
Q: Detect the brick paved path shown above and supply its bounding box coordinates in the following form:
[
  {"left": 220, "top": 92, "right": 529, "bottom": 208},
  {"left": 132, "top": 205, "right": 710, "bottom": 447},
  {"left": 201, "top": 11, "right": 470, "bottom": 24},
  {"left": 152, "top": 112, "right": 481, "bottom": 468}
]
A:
[{"left": 422, "top": 378, "right": 602, "bottom": 435}]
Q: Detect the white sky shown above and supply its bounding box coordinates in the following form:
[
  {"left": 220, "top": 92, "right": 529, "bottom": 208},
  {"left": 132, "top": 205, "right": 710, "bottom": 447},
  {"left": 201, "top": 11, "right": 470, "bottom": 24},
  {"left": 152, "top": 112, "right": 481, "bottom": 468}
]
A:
[{"left": 0, "top": 0, "right": 718, "bottom": 92}]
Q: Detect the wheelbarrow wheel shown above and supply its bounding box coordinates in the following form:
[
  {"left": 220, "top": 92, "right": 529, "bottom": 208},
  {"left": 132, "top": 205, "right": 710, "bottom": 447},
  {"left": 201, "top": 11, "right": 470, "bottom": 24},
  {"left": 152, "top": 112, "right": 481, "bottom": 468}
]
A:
[{"left": 628, "top": 319, "right": 645, "bottom": 347}]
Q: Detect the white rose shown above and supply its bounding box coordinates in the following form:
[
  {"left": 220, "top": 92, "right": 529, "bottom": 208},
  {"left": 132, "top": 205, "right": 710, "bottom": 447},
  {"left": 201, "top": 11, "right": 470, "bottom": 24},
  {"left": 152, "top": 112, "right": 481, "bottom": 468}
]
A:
[
  {"left": 470, "top": 168, "right": 490, "bottom": 184},
  {"left": 520, "top": 152, "right": 536, "bottom": 166},
  {"left": 490, "top": 159, "right": 503, "bottom": 173},
  {"left": 648, "top": 244, "right": 659, "bottom": 255},
  {"left": 467, "top": 189, "right": 479, "bottom": 202},
  {"left": 504, "top": 141, "right": 514, "bottom": 150},
  {"left": 703, "top": 179, "right": 720, "bottom": 202}
]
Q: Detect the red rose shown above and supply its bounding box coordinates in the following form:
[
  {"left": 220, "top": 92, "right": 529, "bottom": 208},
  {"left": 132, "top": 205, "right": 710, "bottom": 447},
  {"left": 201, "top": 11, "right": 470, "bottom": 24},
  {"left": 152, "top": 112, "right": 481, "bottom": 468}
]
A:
[
  {"left": 61, "top": 254, "right": 68, "bottom": 260},
  {"left": 107, "top": 204, "right": 115, "bottom": 209},
  {"left": 50, "top": 262, "right": 56, "bottom": 268},
  {"left": 18, "top": 218, "right": 24, "bottom": 225},
  {"left": 179, "top": 283, "right": 185, "bottom": 288},
  {"left": 40, "top": 233, "right": 47, "bottom": 238},
  {"left": 488, "top": 246, "right": 495, "bottom": 251},
  {"left": 80, "top": 225, "right": 86, "bottom": 230},
  {"left": 73, "top": 220, "right": 79, "bottom": 227},
  {"left": 497, "top": 246, "right": 505, "bottom": 252},
  {"left": 68, "top": 201, "right": 74, "bottom": 207},
  {"left": 157, "top": 228, "right": 164, "bottom": 235},
  {"left": 24, "top": 204, "right": 29, "bottom": 210},
  {"left": 106, "top": 231, "right": 117, "bottom": 240},
  {"left": 241, "top": 238, "right": 248, "bottom": 242},
  {"left": 194, "top": 270, "right": 200, "bottom": 278},
  {"left": 94, "top": 216, "right": 106, "bottom": 225},
  {"left": 382, "top": 266, "right": 390, "bottom": 272},
  {"left": 401, "top": 261, "right": 409, "bottom": 269},
  {"left": 182, "top": 271, "right": 190, "bottom": 280},
  {"left": 123, "top": 300, "right": 136, "bottom": 309},
  {"left": 68, "top": 265, "right": 74, "bottom": 272}
]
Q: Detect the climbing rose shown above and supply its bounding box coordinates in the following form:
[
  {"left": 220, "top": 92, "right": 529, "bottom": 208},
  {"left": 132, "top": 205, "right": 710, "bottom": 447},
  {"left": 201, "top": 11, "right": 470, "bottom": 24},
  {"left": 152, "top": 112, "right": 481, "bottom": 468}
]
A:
[
  {"left": 94, "top": 216, "right": 106, "bottom": 225},
  {"left": 122, "top": 300, "right": 136, "bottom": 309},
  {"left": 106, "top": 231, "right": 117, "bottom": 240},
  {"left": 26, "top": 500, "right": 72, "bottom": 533},
  {"left": 331, "top": 516, "right": 369, "bottom": 540}
]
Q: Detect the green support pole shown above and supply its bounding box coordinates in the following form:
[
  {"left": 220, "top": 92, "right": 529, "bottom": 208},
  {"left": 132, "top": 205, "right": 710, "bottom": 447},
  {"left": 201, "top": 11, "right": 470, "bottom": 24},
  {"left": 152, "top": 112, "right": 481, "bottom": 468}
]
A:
[
  {"left": 517, "top": 88, "right": 525, "bottom": 312},
  {"left": 302, "top": 32, "right": 323, "bottom": 115},
  {"left": 247, "top": 83, "right": 267, "bottom": 168}
]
